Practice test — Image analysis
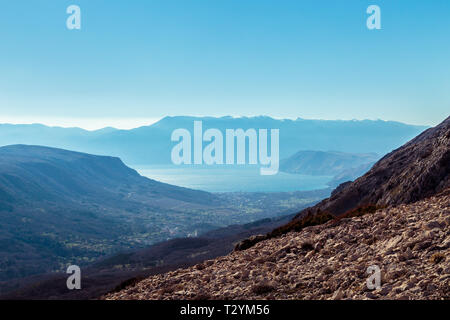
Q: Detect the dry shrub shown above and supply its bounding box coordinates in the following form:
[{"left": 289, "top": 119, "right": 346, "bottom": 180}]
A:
[
  {"left": 430, "top": 252, "right": 445, "bottom": 264},
  {"left": 269, "top": 211, "right": 334, "bottom": 239},
  {"left": 334, "top": 204, "right": 384, "bottom": 221},
  {"left": 251, "top": 283, "right": 275, "bottom": 295},
  {"left": 301, "top": 241, "right": 314, "bottom": 251}
]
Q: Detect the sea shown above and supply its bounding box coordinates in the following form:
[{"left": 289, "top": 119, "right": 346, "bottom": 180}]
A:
[{"left": 134, "top": 165, "right": 332, "bottom": 193}]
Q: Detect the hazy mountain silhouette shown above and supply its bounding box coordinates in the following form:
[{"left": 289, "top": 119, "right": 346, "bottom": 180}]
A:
[
  {"left": 279, "top": 150, "right": 379, "bottom": 188},
  {"left": 0, "top": 117, "right": 427, "bottom": 165},
  {"left": 0, "top": 144, "right": 217, "bottom": 206},
  {"left": 326, "top": 161, "right": 376, "bottom": 188},
  {"left": 280, "top": 150, "right": 379, "bottom": 176}
]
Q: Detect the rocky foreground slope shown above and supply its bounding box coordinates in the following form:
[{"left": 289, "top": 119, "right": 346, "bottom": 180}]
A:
[
  {"left": 237, "top": 116, "right": 449, "bottom": 251},
  {"left": 303, "top": 117, "right": 450, "bottom": 215},
  {"left": 297, "top": 116, "right": 449, "bottom": 217},
  {"left": 104, "top": 189, "right": 449, "bottom": 300}
]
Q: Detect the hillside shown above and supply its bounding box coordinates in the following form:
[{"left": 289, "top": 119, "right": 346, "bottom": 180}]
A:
[
  {"left": 1, "top": 187, "right": 329, "bottom": 298},
  {"left": 1, "top": 213, "right": 295, "bottom": 300},
  {"left": 280, "top": 151, "right": 378, "bottom": 176},
  {"left": 0, "top": 145, "right": 224, "bottom": 283},
  {"left": 0, "top": 144, "right": 216, "bottom": 206},
  {"left": 279, "top": 150, "right": 378, "bottom": 187},
  {"left": 104, "top": 189, "right": 450, "bottom": 300},
  {"left": 291, "top": 116, "right": 450, "bottom": 218},
  {"left": 0, "top": 117, "right": 427, "bottom": 165},
  {"left": 327, "top": 162, "right": 375, "bottom": 188},
  {"left": 236, "top": 116, "right": 449, "bottom": 248},
  {"left": 0, "top": 144, "right": 329, "bottom": 292},
  {"left": 104, "top": 116, "right": 450, "bottom": 300}
]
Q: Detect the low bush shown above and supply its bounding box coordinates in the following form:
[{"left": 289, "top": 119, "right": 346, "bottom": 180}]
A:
[{"left": 251, "top": 283, "right": 275, "bottom": 295}]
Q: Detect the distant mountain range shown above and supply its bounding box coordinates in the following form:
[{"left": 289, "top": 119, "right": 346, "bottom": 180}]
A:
[{"left": 0, "top": 117, "right": 427, "bottom": 165}]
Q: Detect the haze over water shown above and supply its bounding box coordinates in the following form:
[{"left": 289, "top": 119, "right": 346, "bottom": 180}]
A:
[{"left": 136, "top": 165, "right": 332, "bottom": 193}]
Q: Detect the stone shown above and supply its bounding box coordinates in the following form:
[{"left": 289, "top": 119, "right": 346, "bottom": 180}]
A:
[
  {"left": 425, "top": 221, "right": 442, "bottom": 230},
  {"left": 103, "top": 188, "right": 450, "bottom": 301},
  {"left": 331, "top": 289, "right": 344, "bottom": 300}
]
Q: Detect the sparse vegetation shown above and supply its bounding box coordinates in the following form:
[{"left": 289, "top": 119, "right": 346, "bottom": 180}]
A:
[
  {"left": 268, "top": 211, "right": 334, "bottom": 239},
  {"left": 430, "top": 252, "right": 445, "bottom": 264},
  {"left": 322, "top": 266, "right": 333, "bottom": 275},
  {"left": 111, "top": 276, "right": 146, "bottom": 293},
  {"left": 251, "top": 283, "right": 275, "bottom": 295},
  {"left": 0, "top": 145, "right": 329, "bottom": 291},
  {"left": 335, "top": 204, "right": 385, "bottom": 220},
  {"left": 301, "top": 241, "right": 314, "bottom": 251}
]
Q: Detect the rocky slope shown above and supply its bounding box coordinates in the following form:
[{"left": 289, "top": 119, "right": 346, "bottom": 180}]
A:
[
  {"left": 104, "top": 189, "right": 449, "bottom": 300},
  {"left": 0, "top": 118, "right": 426, "bottom": 165},
  {"left": 103, "top": 116, "right": 449, "bottom": 301},
  {"left": 2, "top": 214, "right": 297, "bottom": 300},
  {"left": 232, "top": 116, "right": 449, "bottom": 251},
  {"left": 293, "top": 116, "right": 449, "bottom": 218}
]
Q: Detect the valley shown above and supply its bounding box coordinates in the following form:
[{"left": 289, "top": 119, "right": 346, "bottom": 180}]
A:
[
  {"left": 104, "top": 116, "right": 450, "bottom": 301},
  {"left": 0, "top": 144, "right": 329, "bottom": 295},
  {"left": 0, "top": 116, "right": 446, "bottom": 300},
  {"left": 105, "top": 190, "right": 450, "bottom": 300}
]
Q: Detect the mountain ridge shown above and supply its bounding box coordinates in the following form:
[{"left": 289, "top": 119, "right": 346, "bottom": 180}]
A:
[
  {"left": 296, "top": 116, "right": 450, "bottom": 217},
  {"left": 0, "top": 144, "right": 216, "bottom": 205},
  {"left": 103, "top": 116, "right": 450, "bottom": 300},
  {"left": 0, "top": 145, "right": 225, "bottom": 282},
  {"left": 0, "top": 117, "right": 427, "bottom": 165},
  {"left": 280, "top": 150, "right": 378, "bottom": 176},
  {"left": 239, "top": 116, "right": 450, "bottom": 247}
]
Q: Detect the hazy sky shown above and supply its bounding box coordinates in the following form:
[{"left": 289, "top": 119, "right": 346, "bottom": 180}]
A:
[{"left": 0, "top": 0, "right": 449, "bottom": 129}]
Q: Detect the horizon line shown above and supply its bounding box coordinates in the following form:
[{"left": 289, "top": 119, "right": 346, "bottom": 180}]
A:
[{"left": 0, "top": 115, "right": 431, "bottom": 131}]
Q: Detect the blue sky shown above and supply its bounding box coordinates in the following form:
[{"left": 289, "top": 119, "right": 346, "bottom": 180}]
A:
[{"left": 0, "top": 0, "right": 449, "bottom": 129}]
